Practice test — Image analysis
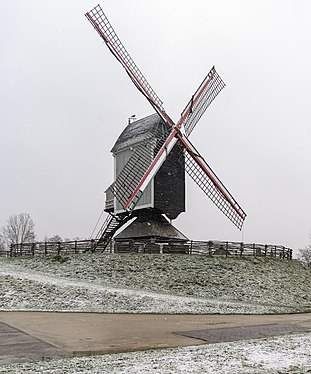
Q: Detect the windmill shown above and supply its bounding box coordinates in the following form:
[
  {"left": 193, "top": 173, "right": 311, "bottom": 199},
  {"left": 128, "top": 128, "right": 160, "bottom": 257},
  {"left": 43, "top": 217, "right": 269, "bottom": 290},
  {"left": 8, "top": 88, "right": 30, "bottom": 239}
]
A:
[{"left": 85, "top": 4, "right": 246, "bottom": 249}]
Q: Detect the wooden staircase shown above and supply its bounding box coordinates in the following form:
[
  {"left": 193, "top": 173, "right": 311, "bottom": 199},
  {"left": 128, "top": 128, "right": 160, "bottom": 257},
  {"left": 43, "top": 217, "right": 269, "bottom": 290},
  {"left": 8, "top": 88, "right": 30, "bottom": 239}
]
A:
[{"left": 94, "top": 213, "right": 131, "bottom": 251}]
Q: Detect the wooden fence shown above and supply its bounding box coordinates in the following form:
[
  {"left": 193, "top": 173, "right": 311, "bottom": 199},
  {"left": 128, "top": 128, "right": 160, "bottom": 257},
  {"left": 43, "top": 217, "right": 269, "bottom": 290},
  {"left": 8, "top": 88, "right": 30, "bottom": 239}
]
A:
[
  {"left": 1, "top": 240, "right": 96, "bottom": 257},
  {"left": 1, "top": 239, "right": 292, "bottom": 260}
]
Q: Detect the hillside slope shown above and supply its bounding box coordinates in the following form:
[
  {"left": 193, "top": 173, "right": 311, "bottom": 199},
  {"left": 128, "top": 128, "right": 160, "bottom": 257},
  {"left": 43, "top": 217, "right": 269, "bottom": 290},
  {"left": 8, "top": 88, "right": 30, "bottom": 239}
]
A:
[{"left": 0, "top": 253, "right": 310, "bottom": 313}]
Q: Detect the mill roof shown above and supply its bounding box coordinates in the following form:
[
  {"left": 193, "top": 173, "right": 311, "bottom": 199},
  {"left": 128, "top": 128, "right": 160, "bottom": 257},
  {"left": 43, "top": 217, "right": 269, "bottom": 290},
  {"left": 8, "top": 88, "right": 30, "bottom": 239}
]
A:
[{"left": 111, "top": 113, "right": 165, "bottom": 154}]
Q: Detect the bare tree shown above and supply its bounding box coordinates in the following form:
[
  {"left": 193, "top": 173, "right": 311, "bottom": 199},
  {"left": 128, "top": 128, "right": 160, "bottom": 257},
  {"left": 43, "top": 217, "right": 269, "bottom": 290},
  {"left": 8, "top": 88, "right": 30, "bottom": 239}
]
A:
[
  {"left": 298, "top": 233, "right": 311, "bottom": 268},
  {"left": 47, "top": 235, "right": 63, "bottom": 243},
  {"left": 0, "top": 236, "right": 5, "bottom": 252},
  {"left": 298, "top": 245, "right": 311, "bottom": 268},
  {"left": 1, "top": 213, "right": 36, "bottom": 246}
]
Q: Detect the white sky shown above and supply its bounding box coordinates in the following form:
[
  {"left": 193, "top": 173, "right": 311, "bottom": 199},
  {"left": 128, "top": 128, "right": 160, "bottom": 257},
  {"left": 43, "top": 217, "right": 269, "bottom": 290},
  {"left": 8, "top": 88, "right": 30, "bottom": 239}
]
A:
[{"left": 1, "top": 0, "right": 310, "bottom": 249}]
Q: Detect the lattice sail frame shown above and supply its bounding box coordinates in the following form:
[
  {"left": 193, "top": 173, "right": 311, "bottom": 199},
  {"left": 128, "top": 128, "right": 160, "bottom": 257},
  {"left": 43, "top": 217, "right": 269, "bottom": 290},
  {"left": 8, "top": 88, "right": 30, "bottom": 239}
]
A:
[
  {"left": 85, "top": 4, "right": 246, "bottom": 230},
  {"left": 108, "top": 124, "right": 170, "bottom": 210},
  {"left": 181, "top": 67, "right": 226, "bottom": 136},
  {"left": 85, "top": 5, "right": 164, "bottom": 113},
  {"left": 184, "top": 151, "right": 245, "bottom": 229}
]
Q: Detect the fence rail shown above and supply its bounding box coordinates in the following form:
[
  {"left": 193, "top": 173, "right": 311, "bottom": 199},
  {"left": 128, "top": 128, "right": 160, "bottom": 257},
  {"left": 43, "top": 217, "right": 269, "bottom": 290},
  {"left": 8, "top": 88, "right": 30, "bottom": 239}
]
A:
[{"left": 1, "top": 239, "right": 292, "bottom": 260}]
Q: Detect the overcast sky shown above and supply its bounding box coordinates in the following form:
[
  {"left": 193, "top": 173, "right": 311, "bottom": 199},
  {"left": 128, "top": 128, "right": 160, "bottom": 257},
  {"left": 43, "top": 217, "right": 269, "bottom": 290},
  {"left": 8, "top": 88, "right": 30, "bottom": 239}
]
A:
[{"left": 1, "top": 0, "right": 310, "bottom": 250}]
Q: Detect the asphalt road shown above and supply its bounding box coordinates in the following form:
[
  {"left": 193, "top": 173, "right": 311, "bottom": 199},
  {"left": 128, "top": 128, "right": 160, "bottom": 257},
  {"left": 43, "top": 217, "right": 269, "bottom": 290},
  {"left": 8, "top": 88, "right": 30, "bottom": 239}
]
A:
[{"left": 0, "top": 312, "right": 311, "bottom": 364}]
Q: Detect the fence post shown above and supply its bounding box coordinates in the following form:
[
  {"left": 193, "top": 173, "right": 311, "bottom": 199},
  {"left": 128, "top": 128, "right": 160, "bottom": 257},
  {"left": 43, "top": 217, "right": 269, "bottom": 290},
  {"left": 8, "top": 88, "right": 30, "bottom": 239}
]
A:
[
  {"left": 190, "top": 240, "right": 193, "bottom": 255},
  {"left": 208, "top": 241, "right": 213, "bottom": 256},
  {"left": 240, "top": 242, "right": 244, "bottom": 257},
  {"left": 252, "top": 243, "right": 256, "bottom": 257},
  {"left": 44, "top": 241, "right": 47, "bottom": 255},
  {"left": 57, "top": 242, "right": 61, "bottom": 255},
  {"left": 31, "top": 243, "right": 35, "bottom": 256},
  {"left": 90, "top": 239, "right": 95, "bottom": 253},
  {"left": 10, "top": 244, "right": 13, "bottom": 257}
]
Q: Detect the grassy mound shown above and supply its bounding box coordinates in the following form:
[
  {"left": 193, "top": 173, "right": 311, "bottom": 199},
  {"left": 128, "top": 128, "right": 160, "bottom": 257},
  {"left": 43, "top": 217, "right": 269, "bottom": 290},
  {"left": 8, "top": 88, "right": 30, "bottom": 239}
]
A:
[{"left": 2, "top": 253, "right": 310, "bottom": 312}]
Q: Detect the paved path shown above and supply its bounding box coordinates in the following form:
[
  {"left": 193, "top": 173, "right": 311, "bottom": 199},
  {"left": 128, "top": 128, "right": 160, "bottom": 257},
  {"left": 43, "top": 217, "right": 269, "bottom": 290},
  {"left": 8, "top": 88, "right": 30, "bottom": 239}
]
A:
[
  {"left": 0, "top": 312, "right": 311, "bottom": 364},
  {"left": 0, "top": 321, "right": 66, "bottom": 364}
]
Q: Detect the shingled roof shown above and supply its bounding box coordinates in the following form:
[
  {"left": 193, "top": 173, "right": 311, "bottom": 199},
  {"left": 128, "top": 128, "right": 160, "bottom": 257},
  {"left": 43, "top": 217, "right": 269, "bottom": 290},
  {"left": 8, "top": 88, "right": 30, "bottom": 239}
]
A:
[{"left": 111, "top": 113, "right": 167, "bottom": 154}]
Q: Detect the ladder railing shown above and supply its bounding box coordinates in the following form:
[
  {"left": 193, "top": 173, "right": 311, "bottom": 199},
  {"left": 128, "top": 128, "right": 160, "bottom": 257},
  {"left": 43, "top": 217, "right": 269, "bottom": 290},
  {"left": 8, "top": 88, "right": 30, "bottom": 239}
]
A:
[{"left": 94, "top": 213, "right": 131, "bottom": 250}]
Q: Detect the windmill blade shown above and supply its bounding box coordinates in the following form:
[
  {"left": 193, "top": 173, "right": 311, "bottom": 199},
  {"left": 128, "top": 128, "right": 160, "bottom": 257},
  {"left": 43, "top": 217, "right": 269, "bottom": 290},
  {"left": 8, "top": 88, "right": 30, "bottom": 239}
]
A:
[
  {"left": 111, "top": 120, "right": 246, "bottom": 229},
  {"left": 179, "top": 67, "right": 225, "bottom": 136},
  {"left": 85, "top": 5, "right": 177, "bottom": 212},
  {"left": 109, "top": 140, "right": 157, "bottom": 209},
  {"left": 108, "top": 119, "right": 170, "bottom": 210},
  {"left": 115, "top": 126, "right": 178, "bottom": 212},
  {"left": 181, "top": 136, "right": 246, "bottom": 230},
  {"left": 85, "top": 5, "right": 166, "bottom": 118},
  {"left": 115, "top": 66, "right": 227, "bottom": 212},
  {"left": 86, "top": 5, "right": 246, "bottom": 229}
]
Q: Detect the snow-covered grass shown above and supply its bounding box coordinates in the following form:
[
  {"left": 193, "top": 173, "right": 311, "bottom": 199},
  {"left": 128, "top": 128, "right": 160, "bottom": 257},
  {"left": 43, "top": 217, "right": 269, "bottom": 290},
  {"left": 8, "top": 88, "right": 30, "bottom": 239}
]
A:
[
  {"left": 0, "top": 253, "right": 310, "bottom": 314},
  {"left": 0, "top": 333, "right": 311, "bottom": 373},
  {"left": 1, "top": 253, "right": 311, "bottom": 373}
]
